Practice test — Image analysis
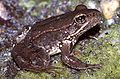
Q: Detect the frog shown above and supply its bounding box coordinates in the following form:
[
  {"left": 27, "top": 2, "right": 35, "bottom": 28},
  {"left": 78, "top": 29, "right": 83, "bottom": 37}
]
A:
[{"left": 11, "top": 5, "right": 102, "bottom": 72}]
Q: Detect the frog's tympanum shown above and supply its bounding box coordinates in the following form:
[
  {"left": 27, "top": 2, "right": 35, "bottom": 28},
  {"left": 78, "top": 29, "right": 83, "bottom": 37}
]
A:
[{"left": 11, "top": 5, "right": 102, "bottom": 72}]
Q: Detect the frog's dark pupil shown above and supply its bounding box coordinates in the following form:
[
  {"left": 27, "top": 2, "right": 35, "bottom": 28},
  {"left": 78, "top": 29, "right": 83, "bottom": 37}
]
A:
[{"left": 76, "top": 15, "right": 86, "bottom": 24}]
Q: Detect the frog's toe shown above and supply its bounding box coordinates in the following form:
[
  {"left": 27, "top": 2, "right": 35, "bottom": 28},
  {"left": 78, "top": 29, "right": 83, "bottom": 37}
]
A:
[{"left": 86, "top": 63, "right": 102, "bottom": 69}]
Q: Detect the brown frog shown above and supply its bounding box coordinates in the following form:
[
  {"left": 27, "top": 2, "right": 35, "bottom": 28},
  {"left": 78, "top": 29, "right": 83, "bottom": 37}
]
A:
[{"left": 11, "top": 5, "right": 102, "bottom": 72}]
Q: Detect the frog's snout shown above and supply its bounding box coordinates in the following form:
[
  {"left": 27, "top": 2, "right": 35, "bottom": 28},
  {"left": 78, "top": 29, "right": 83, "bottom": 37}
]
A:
[{"left": 88, "top": 9, "right": 103, "bottom": 25}]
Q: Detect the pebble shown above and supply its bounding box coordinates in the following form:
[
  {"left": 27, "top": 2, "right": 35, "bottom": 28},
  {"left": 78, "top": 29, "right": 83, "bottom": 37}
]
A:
[{"left": 100, "top": 0, "right": 119, "bottom": 19}]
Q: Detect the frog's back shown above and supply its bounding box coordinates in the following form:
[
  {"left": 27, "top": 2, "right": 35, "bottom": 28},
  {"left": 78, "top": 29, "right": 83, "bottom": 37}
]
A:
[
  {"left": 26, "top": 11, "right": 76, "bottom": 40},
  {"left": 25, "top": 5, "right": 90, "bottom": 40}
]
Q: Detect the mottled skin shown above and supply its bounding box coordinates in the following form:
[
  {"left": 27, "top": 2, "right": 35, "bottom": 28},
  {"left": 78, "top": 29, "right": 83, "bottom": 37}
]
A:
[{"left": 11, "top": 5, "right": 102, "bottom": 72}]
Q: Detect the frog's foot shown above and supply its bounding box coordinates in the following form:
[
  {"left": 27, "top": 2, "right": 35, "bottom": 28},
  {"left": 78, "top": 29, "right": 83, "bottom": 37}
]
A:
[
  {"left": 61, "top": 40, "right": 101, "bottom": 70},
  {"left": 21, "top": 64, "right": 64, "bottom": 77},
  {"left": 22, "top": 64, "right": 63, "bottom": 73},
  {"left": 43, "top": 66, "right": 65, "bottom": 76}
]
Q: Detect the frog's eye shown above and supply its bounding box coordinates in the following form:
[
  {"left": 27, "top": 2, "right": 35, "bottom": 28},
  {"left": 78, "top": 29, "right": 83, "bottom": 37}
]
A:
[{"left": 74, "top": 14, "right": 86, "bottom": 24}]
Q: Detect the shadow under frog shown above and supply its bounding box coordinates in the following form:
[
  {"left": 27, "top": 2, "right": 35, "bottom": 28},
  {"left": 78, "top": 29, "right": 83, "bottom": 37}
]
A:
[{"left": 11, "top": 5, "right": 102, "bottom": 74}]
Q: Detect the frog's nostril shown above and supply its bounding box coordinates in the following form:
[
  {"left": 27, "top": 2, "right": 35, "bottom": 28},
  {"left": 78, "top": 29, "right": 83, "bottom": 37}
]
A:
[{"left": 89, "top": 13, "right": 92, "bottom": 16}]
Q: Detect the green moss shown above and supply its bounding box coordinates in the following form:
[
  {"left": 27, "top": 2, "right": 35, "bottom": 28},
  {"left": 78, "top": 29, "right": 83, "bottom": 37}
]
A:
[
  {"left": 19, "top": 0, "right": 50, "bottom": 16},
  {"left": 19, "top": 0, "right": 36, "bottom": 9},
  {"left": 78, "top": 24, "right": 120, "bottom": 79}
]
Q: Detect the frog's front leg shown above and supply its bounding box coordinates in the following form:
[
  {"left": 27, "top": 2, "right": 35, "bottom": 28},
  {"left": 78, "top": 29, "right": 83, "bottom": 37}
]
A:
[{"left": 60, "top": 40, "right": 101, "bottom": 70}]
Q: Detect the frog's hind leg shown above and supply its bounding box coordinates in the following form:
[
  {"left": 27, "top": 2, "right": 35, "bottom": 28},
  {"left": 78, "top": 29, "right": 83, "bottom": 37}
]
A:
[
  {"left": 60, "top": 40, "right": 101, "bottom": 70},
  {"left": 12, "top": 45, "right": 62, "bottom": 73}
]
